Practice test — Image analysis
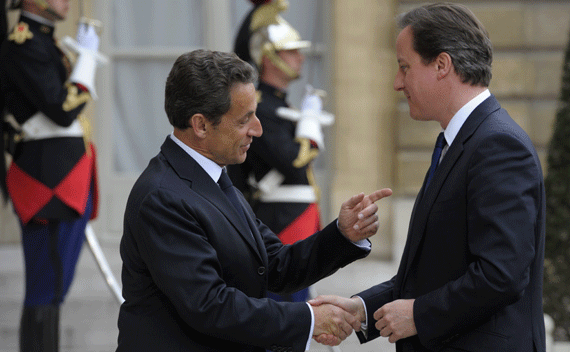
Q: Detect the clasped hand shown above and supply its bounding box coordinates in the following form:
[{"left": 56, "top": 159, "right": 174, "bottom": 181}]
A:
[
  {"left": 309, "top": 295, "right": 365, "bottom": 345},
  {"left": 309, "top": 295, "right": 417, "bottom": 346},
  {"left": 311, "top": 303, "right": 361, "bottom": 344}
]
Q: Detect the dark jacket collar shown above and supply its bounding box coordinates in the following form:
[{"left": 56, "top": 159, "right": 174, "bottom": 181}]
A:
[
  {"left": 20, "top": 13, "right": 55, "bottom": 37},
  {"left": 257, "top": 81, "right": 287, "bottom": 101},
  {"left": 159, "top": 136, "right": 264, "bottom": 261}
]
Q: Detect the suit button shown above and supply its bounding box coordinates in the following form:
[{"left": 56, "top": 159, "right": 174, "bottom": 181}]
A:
[{"left": 257, "top": 267, "right": 266, "bottom": 275}]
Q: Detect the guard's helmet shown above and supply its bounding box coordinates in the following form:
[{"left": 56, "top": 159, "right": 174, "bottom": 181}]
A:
[
  {"left": 234, "top": 0, "right": 310, "bottom": 79},
  {"left": 8, "top": 0, "right": 65, "bottom": 20}
]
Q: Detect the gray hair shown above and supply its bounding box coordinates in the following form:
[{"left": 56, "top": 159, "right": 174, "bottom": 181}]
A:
[{"left": 164, "top": 49, "right": 258, "bottom": 129}]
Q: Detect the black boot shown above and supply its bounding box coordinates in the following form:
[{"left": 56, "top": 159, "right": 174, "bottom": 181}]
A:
[{"left": 19, "top": 305, "right": 59, "bottom": 352}]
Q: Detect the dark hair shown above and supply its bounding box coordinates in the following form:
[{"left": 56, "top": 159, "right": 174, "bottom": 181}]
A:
[
  {"left": 164, "top": 49, "right": 258, "bottom": 129},
  {"left": 397, "top": 2, "right": 493, "bottom": 87}
]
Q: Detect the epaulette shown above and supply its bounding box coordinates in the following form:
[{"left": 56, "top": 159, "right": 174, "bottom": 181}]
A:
[
  {"left": 8, "top": 22, "right": 34, "bottom": 45},
  {"left": 62, "top": 83, "right": 91, "bottom": 111}
]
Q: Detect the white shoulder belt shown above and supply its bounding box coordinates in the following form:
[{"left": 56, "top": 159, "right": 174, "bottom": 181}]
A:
[
  {"left": 249, "top": 168, "right": 316, "bottom": 203},
  {"left": 20, "top": 112, "right": 84, "bottom": 141}
]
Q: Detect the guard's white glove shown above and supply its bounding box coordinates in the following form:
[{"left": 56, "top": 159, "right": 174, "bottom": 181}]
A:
[
  {"left": 62, "top": 23, "right": 108, "bottom": 100},
  {"left": 76, "top": 23, "right": 99, "bottom": 51},
  {"left": 295, "top": 85, "right": 325, "bottom": 149},
  {"left": 276, "top": 85, "right": 335, "bottom": 150},
  {"left": 300, "top": 85, "right": 323, "bottom": 114}
]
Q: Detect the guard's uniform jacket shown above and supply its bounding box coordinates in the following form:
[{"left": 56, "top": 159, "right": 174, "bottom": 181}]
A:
[
  {"left": 0, "top": 15, "right": 98, "bottom": 224},
  {"left": 230, "top": 82, "right": 320, "bottom": 246}
]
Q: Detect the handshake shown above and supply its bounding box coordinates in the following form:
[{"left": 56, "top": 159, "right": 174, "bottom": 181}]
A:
[{"left": 309, "top": 295, "right": 417, "bottom": 346}]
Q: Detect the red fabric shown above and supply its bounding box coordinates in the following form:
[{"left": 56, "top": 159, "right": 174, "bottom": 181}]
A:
[
  {"left": 88, "top": 143, "right": 99, "bottom": 220},
  {"left": 6, "top": 163, "right": 54, "bottom": 224},
  {"left": 54, "top": 147, "right": 92, "bottom": 216},
  {"left": 277, "top": 203, "right": 321, "bottom": 245},
  {"left": 7, "top": 143, "right": 99, "bottom": 224},
  {"left": 75, "top": 83, "right": 88, "bottom": 92}
]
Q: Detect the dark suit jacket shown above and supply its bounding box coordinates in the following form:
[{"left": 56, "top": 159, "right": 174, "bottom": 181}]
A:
[
  {"left": 116, "top": 136, "right": 369, "bottom": 352},
  {"left": 357, "top": 95, "right": 545, "bottom": 352}
]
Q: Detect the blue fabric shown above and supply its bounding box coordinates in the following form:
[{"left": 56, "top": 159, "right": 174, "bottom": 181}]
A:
[
  {"left": 267, "top": 288, "right": 310, "bottom": 303},
  {"left": 425, "top": 132, "right": 446, "bottom": 190},
  {"left": 21, "top": 188, "right": 94, "bottom": 306}
]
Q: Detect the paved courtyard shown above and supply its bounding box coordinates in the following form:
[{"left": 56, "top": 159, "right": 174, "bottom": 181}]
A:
[{"left": 0, "top": 242, "right": 398, "bottom": 352}]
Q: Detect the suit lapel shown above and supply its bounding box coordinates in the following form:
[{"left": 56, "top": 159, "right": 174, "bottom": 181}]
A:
[
  {"left": 245, "top": 212, "right": 269, "bottom": 266},
  {"left": 400, "top": 96, "right": 502, "bottom": 288},
  {"left": 160, "top": 137, "right": 263, "bottom": 261}
]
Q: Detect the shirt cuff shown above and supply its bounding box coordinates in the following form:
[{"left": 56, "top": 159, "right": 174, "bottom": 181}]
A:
[
  {"left": 355, "top": 295, "right": 369, "bottom": 339},
  {"left": 306, "top": 302, "right": 315, "bottom": 351},
  {"left": 335, "top": 219, "right": 373, "bottom": 250},
  {"left": 354, "top": 239, "right": 371, "bottom": 250}
]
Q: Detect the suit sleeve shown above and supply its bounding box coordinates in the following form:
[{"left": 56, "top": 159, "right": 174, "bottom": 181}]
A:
[
  {"left": 129, "top": 185, "right": 368, "bottom": 351},
  {"left": 261, "top": 218, "right": 371, "bottom": 295},
  {"left": 413, "top": 132, "right": 542, "bottom": 349},
  {"left": 354, "top": 276, "right": 396, "bottom": 343}
]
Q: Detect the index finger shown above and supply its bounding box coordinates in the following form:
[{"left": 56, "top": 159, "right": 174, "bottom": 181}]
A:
[
  {"left": 308, "top": 294, "right": 340, "bottom": 306},
  {"left": 367, "top": 188, "right": 393, "bottom": 203}
]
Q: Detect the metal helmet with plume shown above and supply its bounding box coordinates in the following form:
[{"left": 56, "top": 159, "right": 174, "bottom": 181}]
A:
[{"left": 234, "top": 0, "right": 310, "bottom": 79}]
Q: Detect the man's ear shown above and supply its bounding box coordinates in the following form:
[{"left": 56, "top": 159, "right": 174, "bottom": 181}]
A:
[
  {"left": 190, "top": 113, "right": 208, "bottom": 138},
  {"left": 436, "top": 52, "right": 453, "bottom": 80}
]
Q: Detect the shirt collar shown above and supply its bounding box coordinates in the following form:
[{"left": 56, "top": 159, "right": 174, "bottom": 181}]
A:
[
  {"left": 443, "top": 89, "right": 491, "bottom": 146},
  {"left": 169, "top": 133, "right": 223, "bottom": 183}
]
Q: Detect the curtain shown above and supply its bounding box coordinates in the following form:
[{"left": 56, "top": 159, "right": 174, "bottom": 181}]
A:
[
  {"left": 111, "top": 0, "right": 325, "bottom": 173},
  {"left": 112, "top": 0, "right": 203, "bottom": 172}
]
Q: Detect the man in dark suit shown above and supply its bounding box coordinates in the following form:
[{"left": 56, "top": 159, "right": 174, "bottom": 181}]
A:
[
  {"left": 310, "top": 3, "right": 546, "bottom": 351},
  {"left": 116, "top": 49, "right": 393, "bottom": 352}
]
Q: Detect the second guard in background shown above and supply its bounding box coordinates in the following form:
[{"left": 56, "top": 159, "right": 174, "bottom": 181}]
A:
[
  {"left": 229, "top": 0, "right": 334, "bottom": 303},
  {"left": 0, "top": 0, "right": 104, "bottom": 350}
]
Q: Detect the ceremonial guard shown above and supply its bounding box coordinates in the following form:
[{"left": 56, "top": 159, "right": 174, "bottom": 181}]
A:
[
  {"left": 229, "top": 0, "right": 334, "bottom": 303},
  {"left": 0, "top": 0, "right": 103, "bottom": 350}
]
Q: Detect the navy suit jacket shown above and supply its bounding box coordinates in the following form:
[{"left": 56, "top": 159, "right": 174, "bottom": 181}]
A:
[
  {"left": 116, "top": 136, "right": 369, "bottom": 352},
  {"left": 357, "top": 95, "right": 545, "bottom": 351}
]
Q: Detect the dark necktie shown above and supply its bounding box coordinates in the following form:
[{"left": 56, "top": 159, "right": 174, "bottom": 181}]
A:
[
  {"left": 218, "top": 169, "right": 248, "bottom": 225},
  {"left": 425, "top": 132, "right": 446, "bottom": 190}
]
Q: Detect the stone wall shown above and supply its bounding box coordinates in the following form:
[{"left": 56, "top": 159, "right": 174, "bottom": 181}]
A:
[
  {"left": 330, "top": 0, "right": 569, "bottom": 259},
  {"left": 331, "top": 0, "right": 398, "bottom": 259},
  {"left": 396, "top": 0, "right": 569, "bottom": 194}
]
